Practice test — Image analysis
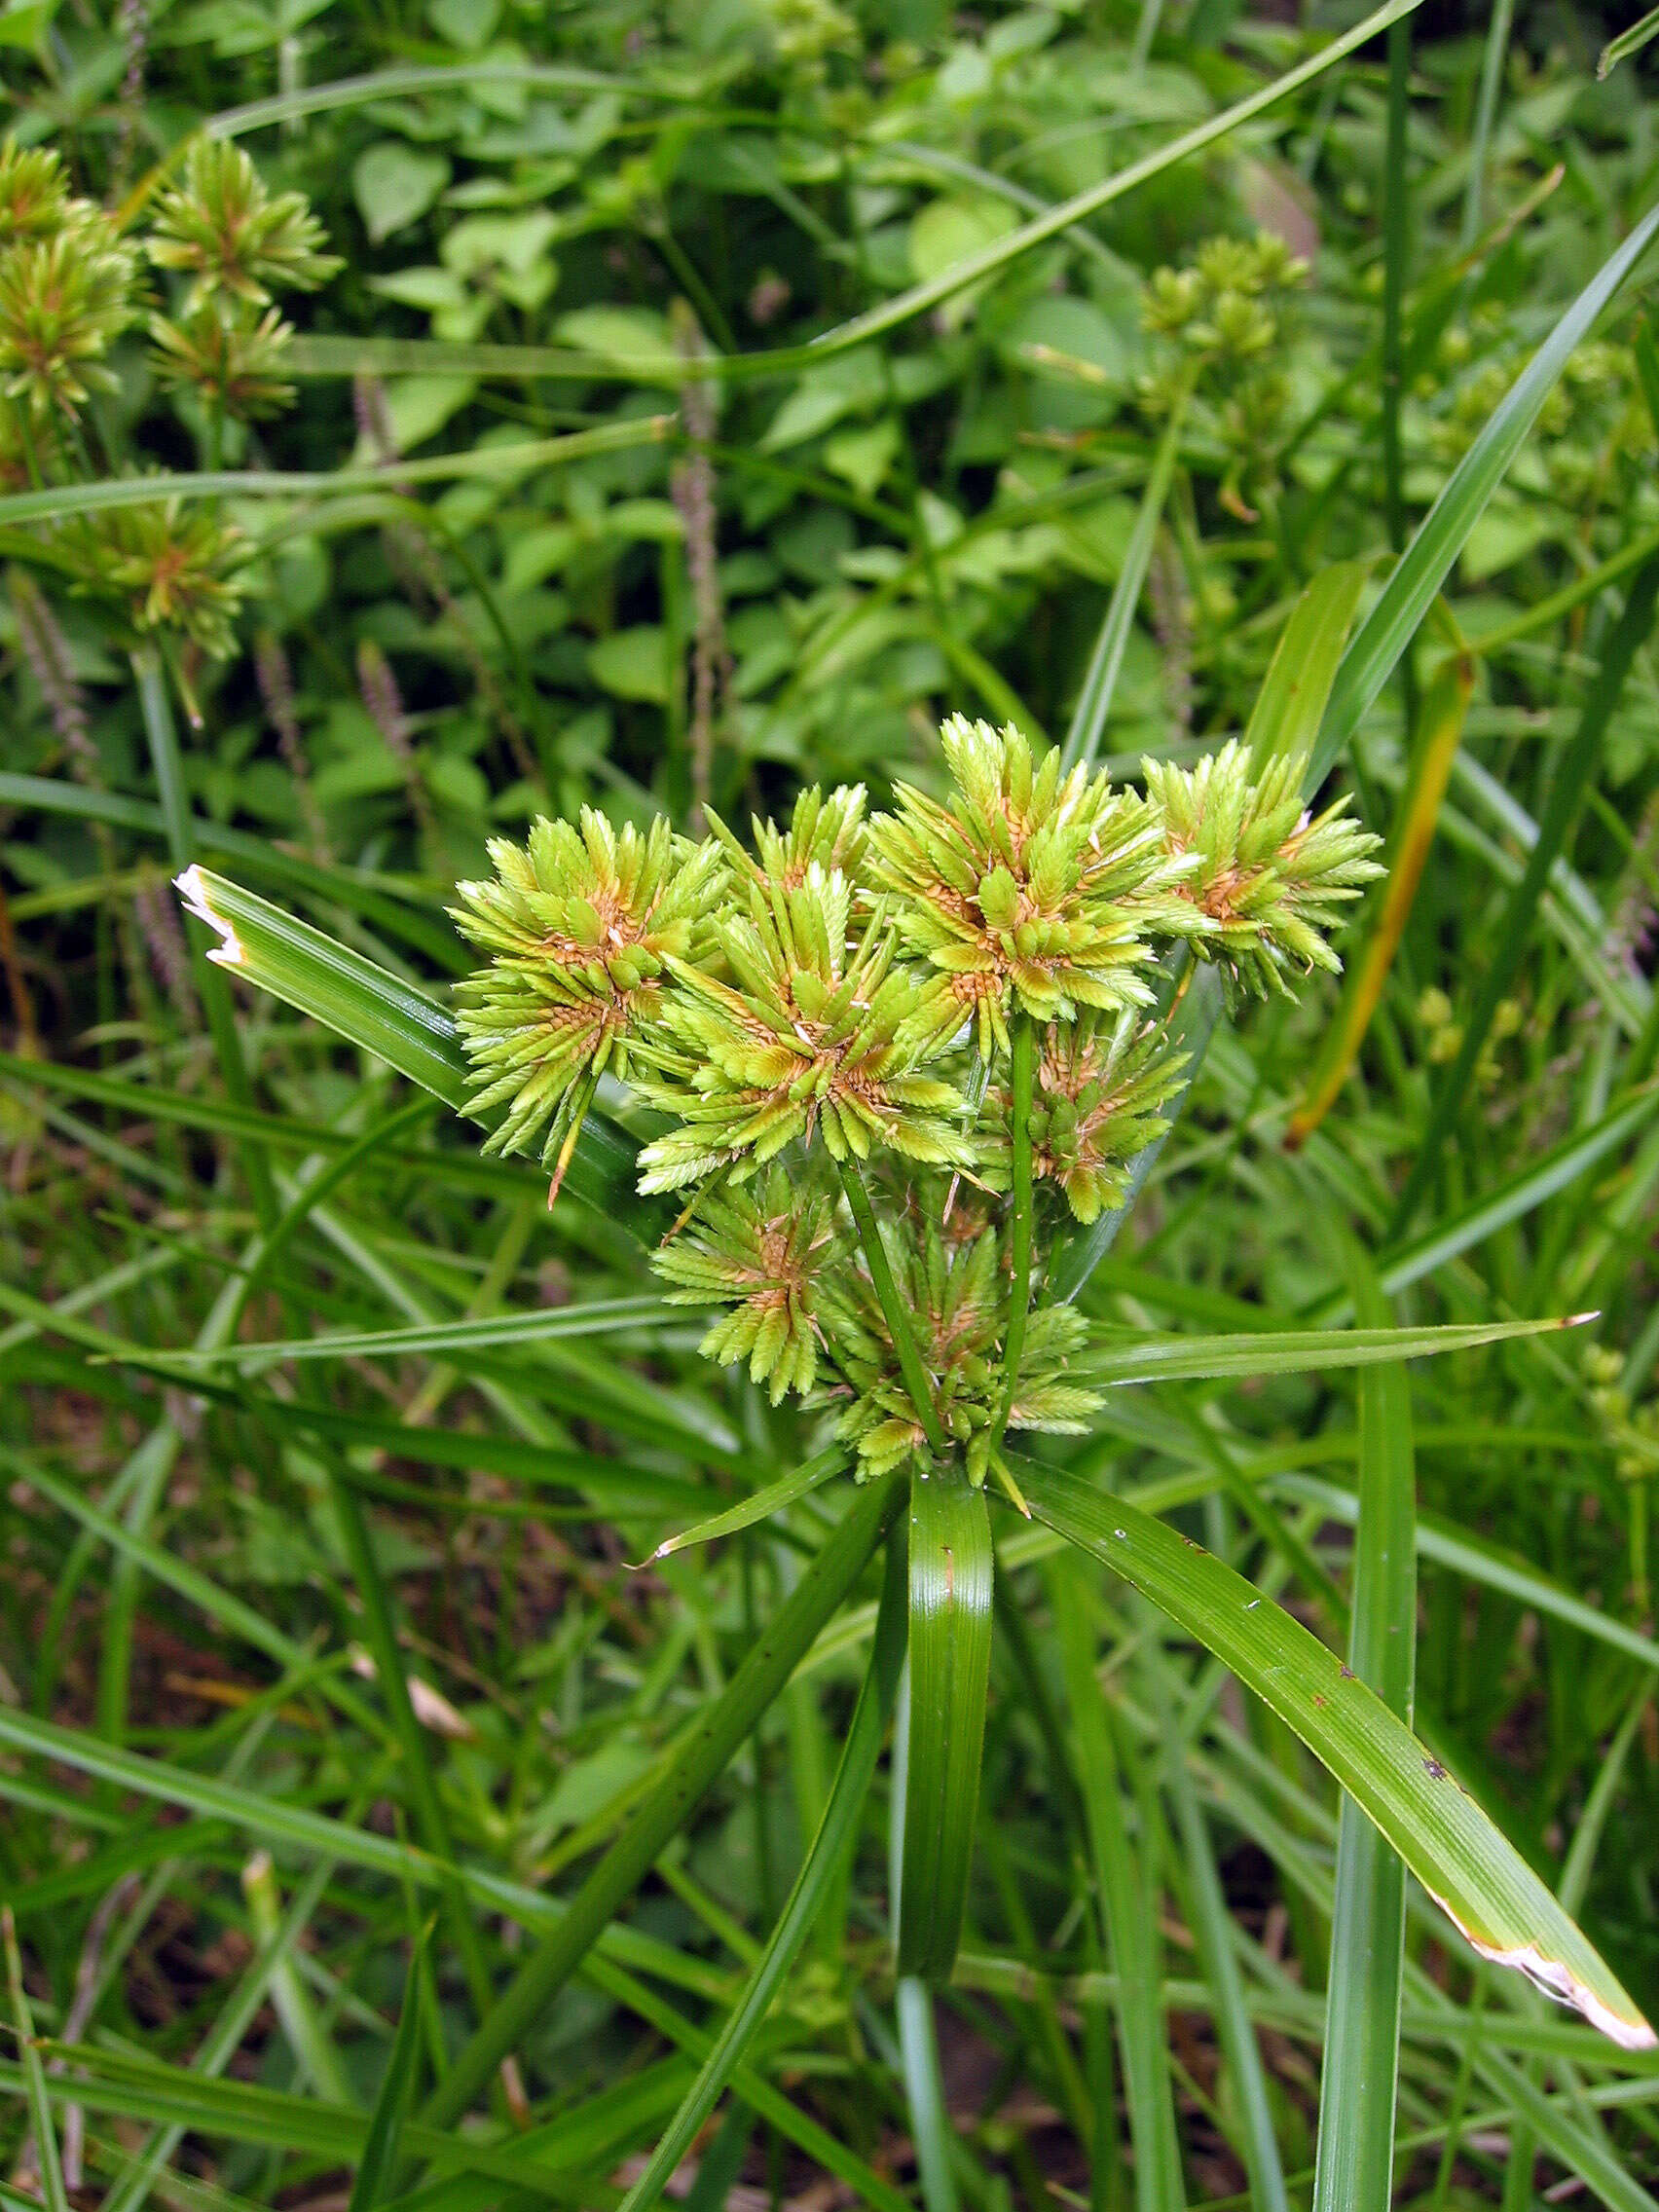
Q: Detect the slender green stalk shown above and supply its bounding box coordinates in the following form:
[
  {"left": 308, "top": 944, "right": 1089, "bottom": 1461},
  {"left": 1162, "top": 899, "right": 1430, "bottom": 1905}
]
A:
[
  {"left": 1461, "top": 0, "right": 1516, "bottom": 250},
  {"left": 311, "top": 1450, "right": 499, "bottom": 2043},
  {"left": 1061, "top": 375, "right": 1193, "bottom": 776},
  {"left": 1051, "top": 1556, "right": 1184, "bottom": 2212},
  {"left": 896, "top": 1977, "right": 961, "bottom": 2212},
  {"left": 993, "top": 1012, "right": 1036, "bottom": 1451},
  {"left": 418, "top": 1466, "right": 905, "bottom": 2131},
  {"left": 837, "top": 1156, "right": 947, "bottom": 1456},
  {"left": 1381, "top": 16, "right": 1417, "bottom": 731},
  {"left": 1310, "top": 1264, "right": 1416, "bottom": 2212}
]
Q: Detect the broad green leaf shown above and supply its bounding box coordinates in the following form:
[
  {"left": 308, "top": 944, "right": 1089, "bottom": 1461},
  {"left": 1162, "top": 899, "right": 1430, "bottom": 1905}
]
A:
[
  {"left": 896, "top": 1467, "right": 993, "bottom": 1982},
  {"left": 351, "top": 143, "right": 451, "bottom": 242},
  {"left": 283, "top": 1, "right": 1424, "bottom": 392},
  {"left": 1311, "top": 1263, "right": 1414, "bottom": 2212},
  {"left": 1311, "top": 198, "right": 1659, "bottom": 787},
  {"left": 1244, "top": 561, "right": 1368, "bottom": 775},
  {"left": 616, "top": 1537, "right": 907, "bottom": 2212},
  {"left": 1014, "top": 1456, "right": 1656, "bottom": 2049},
  {"left": 1081, "top": 1314, "right": 1585, "bottom": 1386}
]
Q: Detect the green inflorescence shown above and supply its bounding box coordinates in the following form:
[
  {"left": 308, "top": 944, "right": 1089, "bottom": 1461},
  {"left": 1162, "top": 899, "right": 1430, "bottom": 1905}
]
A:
[{"left": 453, "top": 717, "right": 1381, "bottom": 1485}]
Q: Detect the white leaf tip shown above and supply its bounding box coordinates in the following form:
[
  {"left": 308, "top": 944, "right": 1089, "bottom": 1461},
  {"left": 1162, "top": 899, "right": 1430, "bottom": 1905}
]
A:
[
  {"left": 1428, "top": 1887, "right": 1656, "bottom": 2049},
  {"left": 174, "top": 866, "right": 245, "bottom": 966}
]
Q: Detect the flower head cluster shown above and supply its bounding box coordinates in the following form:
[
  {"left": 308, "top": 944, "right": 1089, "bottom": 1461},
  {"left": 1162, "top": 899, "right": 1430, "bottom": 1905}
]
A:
[
  {"left": 986, "top": 1010, "right": 1188, "bottom": 1224},
  {"left": 62, "top": 497, "right": 247, "bottom": 657},
  {"left": 0, "top": 142, "right": 139, "bottom": 420},
  {"left": 451, "top": 813, "right": 722, "bottom": 1186},
  {"left": 144, "top": 140, "right": 338, "bottom": 427},
  {"left": 867, "top": 714, "right": 1192, "bottom": 1056},
  {"left": 453, "top": 715, "right": 1379, "bottom": 1480},
  {"left": 635, "top": 862, "right": 967, "bottom": 1192},
  {"left": 147, "top": 138, "right": 340, "bottom": 315},
  {"left": 1145, "top": 741, "right": 1382, "bottom": 1005}
]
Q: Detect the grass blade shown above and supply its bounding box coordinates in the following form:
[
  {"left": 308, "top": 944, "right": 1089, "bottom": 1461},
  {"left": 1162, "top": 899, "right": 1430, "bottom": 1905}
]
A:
[
  {"left": 1014, "top": 1458, "right": 1654, "bottom": 2049},
  {"left": 896, "top": 1977, "right": 961, "bottom": 2212},
  {"left": 348, "top": 1924, "right": 430, "bottom": 2212},
  {"left": 144, "top": 1295, "right": 677, "bottom": 1368},
  {"left": 1387, "top": 555, "right": 1659, "bottom": 1235},
  {"left": 172, "top": 867, "right": 659, "bottom": 1232},
  {"left": 1286, "top": 647, "right": 1473, "bottom": 1146},
  {"left": 1244, "top": 563, "right": 1369, "bottom": 775},
  {"left": 1062, "top": 387, "right": 1192, "bottom": 776},
  {"left": 4, "top": 1907, "right": 72, "bottom": 2212},
  {"left": 1310, "top": 1260, "right": 1415, "bottom": 2212},
  {"left": 0, "top": 422, "right": 671, "bottom": 527},
  {"left": 1600, "top": 4, "right": 1659, "bottom": 76},
  {"left": 897, "top": 1468, "right": 993, "bottom": 1982},
  {"left": 1081, "top": 1314, "right": 1588, "bottom": 1385},
  {"left": 1310, "top": 201, "right": 1659, "bottom": 788},
  {"left": 1154, "top": 1659, "right": 1290, "bottom": 2212},
  {"left": 617, "top": 1535, "right": 906, "bottom": 2212}
]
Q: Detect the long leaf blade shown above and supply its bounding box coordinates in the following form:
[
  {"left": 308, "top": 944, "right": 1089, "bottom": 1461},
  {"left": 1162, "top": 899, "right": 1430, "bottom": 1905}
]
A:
[
  {"left": 1014, "top": 1456, "right": 1655, "bottom": 2049},
  {"left": 348, "top": 1924, "right": 430, "bottom": 2212}
]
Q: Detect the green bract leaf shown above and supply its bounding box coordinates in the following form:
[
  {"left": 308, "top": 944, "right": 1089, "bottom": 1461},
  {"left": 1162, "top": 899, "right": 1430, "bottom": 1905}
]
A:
[{"left": 896, "top": 1467, "right": 992, "bottom": 1983}]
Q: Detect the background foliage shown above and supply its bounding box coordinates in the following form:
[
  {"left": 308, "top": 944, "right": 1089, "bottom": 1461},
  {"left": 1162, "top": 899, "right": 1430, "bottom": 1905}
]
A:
[{"left": 5, "top": 1, "right": 1659, "bottom": 2207}]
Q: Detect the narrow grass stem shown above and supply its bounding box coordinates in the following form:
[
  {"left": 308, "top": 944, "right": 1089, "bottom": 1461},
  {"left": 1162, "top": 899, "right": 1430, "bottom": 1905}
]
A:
[
  {"left": 993, "top": 1012, "right": 1036, "bottom": 1451},
  {"left": 836, "top": 1155, "right": 947, "bottom": 1456}
]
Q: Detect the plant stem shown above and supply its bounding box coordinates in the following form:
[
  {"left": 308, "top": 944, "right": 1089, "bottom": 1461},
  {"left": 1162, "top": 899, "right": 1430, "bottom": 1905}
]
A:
[
  {"left": 836, "top": 1155, "right": 948, "bottom": 1456},
  {"left": 993, "top": 1011, "right": 1036, "bottom": 1450},
  {"left": 418, "top": 1463, "right": 906, "bottom": 2133}
]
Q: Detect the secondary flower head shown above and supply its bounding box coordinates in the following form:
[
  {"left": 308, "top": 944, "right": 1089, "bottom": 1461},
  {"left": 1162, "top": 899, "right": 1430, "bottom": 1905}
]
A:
[
  {"left": 867, "top": 714, "right": 1193, "bottom": 1057},
  {"left": 451, "top": 813, "right": 723, "bottom": 1178},
  {"left": 63, "top": 497, "right": 247, "bottom": 656},
  {"left": 0, "top": 210, "right": 140, "bottom": 419},
  {"left": 653, "top": 1167, "right": 836, "bottom": 1403},
  {"left": 706, "top": 781, "right": 867, "bottom": 899},
  {"left": 0, "top": 140, "right": 72, "bottom": 246},
  {"left": 635, "top": 862, "right": 967, "bottom": 1193},
  {"left": 986, "top": 1009, "right": 1188, "bottom": 1224},
  {"left": 820, "top": 1200, "right": 1101, "bottom": 1481},
  {"left": 147, "top": 138, "right": 341, "bottom": 316},
  {"left": 1144, "top": 741, "right": 1382, "bottom": 1004},
  {"left": 149, "top": 302, "right": 296, "bottom": 419}
]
